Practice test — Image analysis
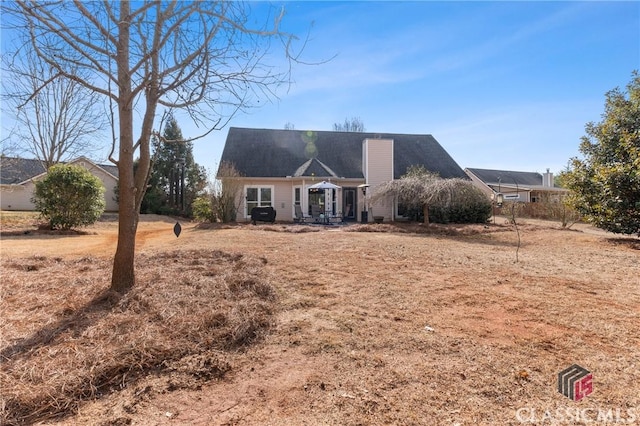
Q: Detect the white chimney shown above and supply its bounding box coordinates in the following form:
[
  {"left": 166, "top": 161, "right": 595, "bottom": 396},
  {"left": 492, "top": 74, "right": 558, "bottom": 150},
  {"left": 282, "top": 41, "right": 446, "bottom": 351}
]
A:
[{"left": 542, "top": 168, "right": 553, "bottom": 187}]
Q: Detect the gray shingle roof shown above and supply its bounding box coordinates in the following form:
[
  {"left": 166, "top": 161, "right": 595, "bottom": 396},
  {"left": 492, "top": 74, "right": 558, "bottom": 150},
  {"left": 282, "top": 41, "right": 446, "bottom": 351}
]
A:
[
  {"left": 100, "top": 164, "right": 119, "bottom": 178},
  {"left": 0, "top": 157, "right": 46, "bottom": 184},
  {"left": 219, "top": 127, "right": 467, "bottom": 180},
  {"left": 466, "top": 168, "right": 543, "bottom": 187},
  {"left": 1, "top": 156, "right": 119, "bottom": 185}
]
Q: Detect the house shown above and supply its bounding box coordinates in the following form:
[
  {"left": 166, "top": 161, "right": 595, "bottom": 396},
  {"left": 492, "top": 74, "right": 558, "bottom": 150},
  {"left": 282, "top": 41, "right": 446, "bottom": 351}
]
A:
[
  {"left": 0, "top": 156, "right": 119, "bottom": 211},
  {"left": 464, "top": 167, "right": 568, "bottom": 203},
  {"left": 218, "top": 127, "right": 467, "bottom": 222}
]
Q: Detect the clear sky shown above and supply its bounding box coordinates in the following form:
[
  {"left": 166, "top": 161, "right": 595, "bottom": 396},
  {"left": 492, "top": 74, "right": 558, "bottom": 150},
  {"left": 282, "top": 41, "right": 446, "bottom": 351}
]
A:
[{"left": 186, "top": 0, "right": 639, "bottom": 177}]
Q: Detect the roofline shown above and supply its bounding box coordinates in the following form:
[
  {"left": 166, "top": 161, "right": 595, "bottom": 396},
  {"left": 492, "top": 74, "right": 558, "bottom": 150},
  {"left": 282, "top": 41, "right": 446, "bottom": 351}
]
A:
[
  {"left": 7, "top": 156, "right": 119, "bottom": 185},
  {"left": 465, "top": 167, "right": 546, "bottom": 175},
  {"left": 228, "top": 126, "right": 436, "bottom": 139},
  {"left": 488, "top": 184, "right": 532, "bottom": 192},
  {"left": 230, "top": 176, "right": 365, "bottom": 183},
  {"left": 68, "top": 156, "right": 119, "bottom": 181},
  {"left": 17, "top": 173, "right": 46, "bottom": 185},
  {"left": 465, "top": 167, "right": 563, "bottom": 191},
  {"left": 0, "top": 184, "right": 28, "bottom": 188}
]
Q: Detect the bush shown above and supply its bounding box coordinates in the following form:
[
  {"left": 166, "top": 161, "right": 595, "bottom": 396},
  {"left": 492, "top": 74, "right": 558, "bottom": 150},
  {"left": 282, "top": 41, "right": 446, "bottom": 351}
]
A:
[
  {"left": 503, "top": 197, "right": 581, "bottom": 227},
  {"left": 32, "top": 164, "right": 106, "bottom": 230},
  {"left": 192, "top": 196, "right": 215, "bottom": 222},
  {"left": 429, "top": 201, "right": 492, "bottom": 224},
  {"left": 427, "top": 179, "right": 492, "bottom": 224}
]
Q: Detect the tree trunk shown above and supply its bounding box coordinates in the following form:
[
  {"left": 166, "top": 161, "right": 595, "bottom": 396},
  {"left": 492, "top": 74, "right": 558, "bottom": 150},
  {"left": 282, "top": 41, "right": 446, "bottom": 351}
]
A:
[
  {"left": 169, "top": 168, "right": 175, "bottom": 208},
  {"left": 111, "top": 3, "right": 136, "bottom": 293},
  {"left": 111, "top": 4, "right": 158, "bottom": 293},
  {"left": 111, "top": 192, "right": 138, "bottom": 292},
  {"left": 423, "top": 204, "right": 429, "bottom": 224},
  {"left": 180, "top": 165, "right": 185, "bottom": 213}
]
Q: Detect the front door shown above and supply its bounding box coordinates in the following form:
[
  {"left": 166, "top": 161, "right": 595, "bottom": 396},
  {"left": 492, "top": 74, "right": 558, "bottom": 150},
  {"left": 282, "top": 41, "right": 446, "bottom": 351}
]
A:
[{"left": 342, "top": 188, "right": 357, "bottom": 221}]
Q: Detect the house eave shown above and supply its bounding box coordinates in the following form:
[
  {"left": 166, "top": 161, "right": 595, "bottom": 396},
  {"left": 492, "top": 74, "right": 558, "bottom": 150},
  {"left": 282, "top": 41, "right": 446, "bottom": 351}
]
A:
[{"left": 69, "top": 156, "right": 119, "bottom": 181}]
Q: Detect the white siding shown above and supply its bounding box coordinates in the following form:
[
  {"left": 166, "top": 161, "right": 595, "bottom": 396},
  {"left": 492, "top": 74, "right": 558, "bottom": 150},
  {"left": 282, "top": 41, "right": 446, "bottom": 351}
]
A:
[
  {"left": 239, "top": 180, "right": 294, "bottom": 222},
  {"left": 1, "top": 183, "right": 36, "bottom": 210},
  {"left": 363, "top": 138, "right": 394, "bottom": 221},
  {"left": 69, "top": 162, "right": 119, "bottom": 212}
]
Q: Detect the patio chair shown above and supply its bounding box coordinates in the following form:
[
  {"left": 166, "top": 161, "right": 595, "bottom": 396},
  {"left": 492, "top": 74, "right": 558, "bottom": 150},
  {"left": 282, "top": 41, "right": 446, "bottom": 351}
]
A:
[
  {"left": 294, "top": 204, "right": 309, "bottom": 223},
  {"left": 311, "top": 204, "right": 323, "bottom": 223}
]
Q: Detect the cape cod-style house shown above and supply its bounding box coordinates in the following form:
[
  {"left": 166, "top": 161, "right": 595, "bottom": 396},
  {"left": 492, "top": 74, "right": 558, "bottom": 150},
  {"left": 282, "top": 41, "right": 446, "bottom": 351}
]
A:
[{"left": 218, "top": 127, "right": 467, "bottom": 222}]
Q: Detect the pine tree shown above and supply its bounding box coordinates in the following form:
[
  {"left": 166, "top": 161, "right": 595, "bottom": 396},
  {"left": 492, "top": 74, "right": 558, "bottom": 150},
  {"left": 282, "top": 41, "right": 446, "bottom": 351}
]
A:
[{"left": 143, "top": 116, "right": 207, "bottom": 216}]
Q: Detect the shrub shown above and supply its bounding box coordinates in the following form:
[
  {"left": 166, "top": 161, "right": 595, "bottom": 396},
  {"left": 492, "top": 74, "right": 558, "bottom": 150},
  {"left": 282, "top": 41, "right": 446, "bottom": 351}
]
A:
[
  {"left": 429, "top": 201, "right": 492, "bottom": 224},
  {"left": 193, "top": 162, "right": 243, "bottom": 223},
  {"left": 192, "top": 196, "right": 215, "bottom": 222},
  {"left": 32, "top": 164, "right": 105, "bottom": 230},
  {"left": 426, "top": 179, "right": 492, "bottom": 224}
]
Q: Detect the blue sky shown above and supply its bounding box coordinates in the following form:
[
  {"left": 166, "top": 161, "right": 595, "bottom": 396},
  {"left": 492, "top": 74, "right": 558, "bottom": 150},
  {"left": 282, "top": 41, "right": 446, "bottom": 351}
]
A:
[
  {"left": 186, "top": 1, "right": 639, "bottom": 177},
  {"left": 2, "top": 1, "right": 638, "bottom": 178}
]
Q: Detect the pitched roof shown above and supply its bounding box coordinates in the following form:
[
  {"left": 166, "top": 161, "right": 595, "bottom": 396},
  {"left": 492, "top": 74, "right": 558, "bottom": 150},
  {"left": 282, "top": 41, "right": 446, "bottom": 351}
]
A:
[
  {"left": 465, "top": 168, "right": 543, "bottom": 187},
  {"left": 98, "top": 164, "right": 119, "bottom": 178},
  {"left": 0, "top": 156, "right": 119, "bottom": 185},
  {"left": 219, "top": 127, "right": 467, "bottom": 180},
  {"left": 0, "top": 157, "right": 46, "bottom": 184}
]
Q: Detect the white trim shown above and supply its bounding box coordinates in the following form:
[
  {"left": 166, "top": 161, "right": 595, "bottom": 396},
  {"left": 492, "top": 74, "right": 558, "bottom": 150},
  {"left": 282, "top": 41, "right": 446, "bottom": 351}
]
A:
[
  {"left": 292, "top": 185, "right": 302, "bottom": 217},
  {"left": 243, "top": 184, "right": 275, "bottom": 218}
]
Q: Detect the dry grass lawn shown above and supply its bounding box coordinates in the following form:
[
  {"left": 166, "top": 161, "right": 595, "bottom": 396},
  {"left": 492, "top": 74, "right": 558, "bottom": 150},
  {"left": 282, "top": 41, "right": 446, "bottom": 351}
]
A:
[{"left": 1, "top": 214, "right": 639, "bottom": 425}]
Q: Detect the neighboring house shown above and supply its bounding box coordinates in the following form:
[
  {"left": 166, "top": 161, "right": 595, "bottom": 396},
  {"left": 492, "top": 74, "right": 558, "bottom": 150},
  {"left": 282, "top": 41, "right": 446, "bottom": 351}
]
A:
[
  {"left": 464, "top": 167, "right": 568, "bottom": 203},
  {"left": 0, "top": 156, "right": 119, "bottom": 212},
  {"left": 218, "top": 127, "right": 467, "bottom": 222}
]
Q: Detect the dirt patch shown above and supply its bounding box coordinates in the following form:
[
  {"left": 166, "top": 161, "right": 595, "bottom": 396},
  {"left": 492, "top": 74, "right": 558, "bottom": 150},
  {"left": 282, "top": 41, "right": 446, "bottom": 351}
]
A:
[{"left": 1, "top": 216, "right": 639, "bottom": 425}]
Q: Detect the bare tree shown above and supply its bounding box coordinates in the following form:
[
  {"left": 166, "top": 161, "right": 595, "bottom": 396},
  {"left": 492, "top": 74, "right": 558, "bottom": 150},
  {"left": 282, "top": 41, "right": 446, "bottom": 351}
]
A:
[
  {"left": 370, "top": 173, "right": 438, "bottom": 223},
  {"left": 4, "top": 2, "right": 303, "bottom": 292},
  {"left": 371, "top": 175, "right": 492, "bottom": 224},
  {"left": 1, "top": 49, "right": 105, "bottom": 168},
  {"left": 333, "top": 116, "right": 365, "bottom": 132},
  {"left": 213, "top": 161, "right": 244, "bottom": 223}
]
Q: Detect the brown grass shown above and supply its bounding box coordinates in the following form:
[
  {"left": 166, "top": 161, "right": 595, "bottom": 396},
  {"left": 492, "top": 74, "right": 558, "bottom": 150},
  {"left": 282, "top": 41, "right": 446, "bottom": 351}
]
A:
[
  {"left": 1, "top": 214, "right": 639, "bottom": 425},
  {"left": 0, "top": 250, "right": 276, "bottom": 425}
]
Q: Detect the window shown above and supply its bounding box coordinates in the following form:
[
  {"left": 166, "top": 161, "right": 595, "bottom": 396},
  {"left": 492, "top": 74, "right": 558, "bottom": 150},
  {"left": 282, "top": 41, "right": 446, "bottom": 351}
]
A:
[
  {"left": 245, "top": 186, "right": 273, "bottom": 216},
  {"left": 294, "top": 187, "right": 301, "bottom": 206}
]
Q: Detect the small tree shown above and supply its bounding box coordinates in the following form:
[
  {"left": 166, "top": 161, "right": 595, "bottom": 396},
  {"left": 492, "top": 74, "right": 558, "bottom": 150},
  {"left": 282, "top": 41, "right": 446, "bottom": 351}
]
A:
[
  {"left": 32, "top": 164, "right": 105, "bottom": 230},
  {"left": 371, "top": 168, "right": 491, "bottom": 224},
  {"left": 373, "top": 174, "right": 437, "bottom": 223},
  {"left": 213, "top": 162, "right": 244, "bottom": 223},
  {"left": 371, "top": 166, "right": 437, "bottom": 223},
  {"left": 563, "top": 71, "right": 640, "bottom": 236},
  {"left": 194, "top": 162, "right": 244, "bottom": 223}
]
